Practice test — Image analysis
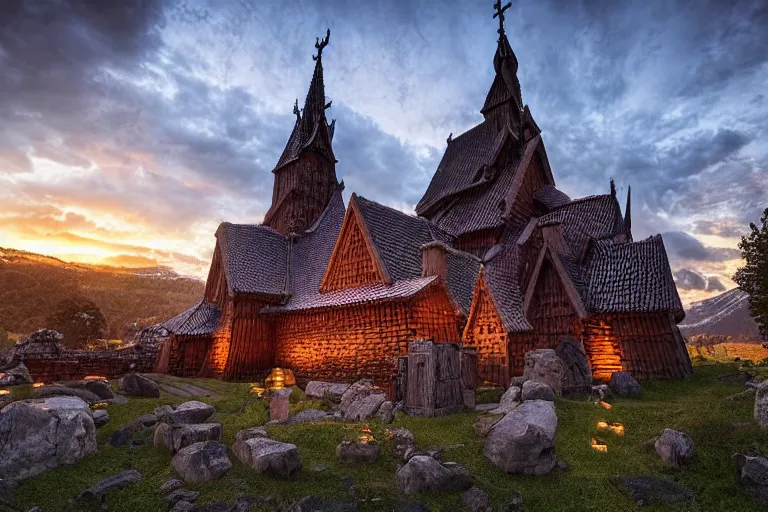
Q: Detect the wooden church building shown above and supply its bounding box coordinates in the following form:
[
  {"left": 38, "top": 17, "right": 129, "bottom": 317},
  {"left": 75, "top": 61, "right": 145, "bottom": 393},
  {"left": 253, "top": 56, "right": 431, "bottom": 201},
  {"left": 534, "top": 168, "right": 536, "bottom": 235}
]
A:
[{"left": 159, "top": 7, "right": 692, "bottom": 387}]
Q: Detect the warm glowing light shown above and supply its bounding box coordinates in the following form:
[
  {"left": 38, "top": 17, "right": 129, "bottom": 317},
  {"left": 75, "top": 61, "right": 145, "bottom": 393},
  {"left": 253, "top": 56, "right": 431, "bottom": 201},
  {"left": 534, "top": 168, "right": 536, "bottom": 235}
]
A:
[
  {"left": 591, "top": 437, "right": 608, "bottom": 453},
  {"left": 32, "top": 382, "right": 45, "bottom": 388},
  {"left": 91, "top": 402, "right": 108, "bottom": 409},
  {"left": 265, "top": 368, "right": 296, "bottom": 390},
  {"left": 359, "top": 435, "right": 375, "bottom": 444},
  {"left": 359, "top": 425, "right": 375, "bottom": 444},
  {"left": 84, "top": 375, "right": 108, "bottom": 382},
  {"left": 597, "top": 421, "right": 625, "bottom": 435},
  {"left": 250, "top": 386, "right": 265, "bottom": 397},
  {"left": 0, "top": 390, "right": 10, "bottom": 396},
  {"left": 599, "top": 400, "right": 613, "bottom": 410}
]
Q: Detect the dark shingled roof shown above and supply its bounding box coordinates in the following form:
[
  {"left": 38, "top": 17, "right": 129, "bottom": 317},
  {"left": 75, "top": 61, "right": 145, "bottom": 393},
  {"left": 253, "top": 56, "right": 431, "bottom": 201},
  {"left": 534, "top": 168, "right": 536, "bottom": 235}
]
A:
[
  {"left": 288, "top": 187, "right": 345, "bottom": 297},
  {"left": 584, "top": 235, "right": 684, "bottom": 319},
  {"left": 415, "top": 120, "right": 507, "bottom": 216},
  {"left": 354, "top": 195, "right": 445, "bottom": 281},
  {"left": 163, "top": 300, "right": 221, "bottom": 336},
  {"left": 444, "top": 248, "right": 482, "bottom": 315},
  {"left": 482, "top": 227, "right": 532, "bottom": 332},
  {"left": 538, "top": 194, "right": 625, "bottom": 255},
  {"left": 534, "top": 184, "right": 571, "bottom": 212},
  {"left": 216, "top": 223, "right": 288, "bottom": 297},
  {"left": 264, "top": 276, "right": 438, "bottom": 313}
]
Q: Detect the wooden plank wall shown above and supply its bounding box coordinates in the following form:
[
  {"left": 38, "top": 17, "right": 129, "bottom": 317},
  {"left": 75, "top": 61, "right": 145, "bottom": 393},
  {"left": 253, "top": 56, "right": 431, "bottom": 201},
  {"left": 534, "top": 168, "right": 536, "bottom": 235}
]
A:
[
  {"left": 463, "top": 277, "right": 510, "bottom": 387},
  {"left": 582, "top": 318, "right": 623, "bottom": 381},
  {"left": 508, "top": 152, "right": 547, "bottom": 222},
  {"left": 223, "top": 298, "right": 275, "bottom": 380},
  {"left": 321, "top": 213, "right": 383, "bottom": 292},
  {"left": 204, "top": 245, "right": 228, "bottom": 307}
]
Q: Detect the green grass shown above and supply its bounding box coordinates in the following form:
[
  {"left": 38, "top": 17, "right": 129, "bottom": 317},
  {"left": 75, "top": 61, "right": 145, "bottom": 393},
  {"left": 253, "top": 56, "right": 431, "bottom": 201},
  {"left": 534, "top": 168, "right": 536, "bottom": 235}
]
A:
[{"left": 13, "top": 362, "right": 768, "bottom": 512}]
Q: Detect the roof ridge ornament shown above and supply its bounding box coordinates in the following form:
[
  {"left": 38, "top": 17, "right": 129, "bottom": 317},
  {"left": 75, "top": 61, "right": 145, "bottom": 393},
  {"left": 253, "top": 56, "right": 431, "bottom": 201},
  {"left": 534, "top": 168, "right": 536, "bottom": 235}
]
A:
[
  {"left": 313, "top": 28, "right": 331, "bottom": 61},
  {"left": 293, "top": 99, "right": 301, "bottom": 120},
  {"left": 493, "top": 1, "right": 512, "bottom": 37}
]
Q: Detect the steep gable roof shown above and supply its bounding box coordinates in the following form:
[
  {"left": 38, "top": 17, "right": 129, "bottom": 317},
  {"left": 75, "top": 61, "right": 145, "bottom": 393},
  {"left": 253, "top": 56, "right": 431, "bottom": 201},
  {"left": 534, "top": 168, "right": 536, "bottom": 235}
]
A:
[
  {"left": 585, "top": 235, "right": 684, "bottom": 320},
  {"left": 216, "top": 223, "right": 288, "bottom": 298},
  {"left": 538, "top": 194, "right": 625, "bottom": 255},
  {"left": 534, "top": 184, "right": 571, "bottom": 212},
  {"left": 163, "top": 300, "right": 221, "bottom": 336}
]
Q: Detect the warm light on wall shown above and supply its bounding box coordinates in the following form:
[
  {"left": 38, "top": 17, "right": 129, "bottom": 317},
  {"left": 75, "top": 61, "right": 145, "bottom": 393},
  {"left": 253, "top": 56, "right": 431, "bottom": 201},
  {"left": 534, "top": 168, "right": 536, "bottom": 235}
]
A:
[
  {"left": 32, "top": 382, "right": 45, "bottom": 388},
  {"left": 591, "top": 437, "right": 608, "bottom": 453},
  {"left": 84, "top": 375, "right": 108, "bottom": 381}
]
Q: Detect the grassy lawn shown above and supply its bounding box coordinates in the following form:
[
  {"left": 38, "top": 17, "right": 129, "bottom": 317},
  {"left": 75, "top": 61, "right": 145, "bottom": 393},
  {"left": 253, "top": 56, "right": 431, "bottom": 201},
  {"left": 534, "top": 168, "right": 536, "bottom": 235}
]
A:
[{"left": 12, "top": 362, "right": 768, "bottom": 512}]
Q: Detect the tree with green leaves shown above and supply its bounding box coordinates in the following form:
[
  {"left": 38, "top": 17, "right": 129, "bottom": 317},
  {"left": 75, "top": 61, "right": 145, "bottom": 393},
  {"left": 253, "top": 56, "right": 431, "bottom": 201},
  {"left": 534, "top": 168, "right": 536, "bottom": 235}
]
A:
[{"left": 734, "top": 207, "right": 768, "bottom": 340}]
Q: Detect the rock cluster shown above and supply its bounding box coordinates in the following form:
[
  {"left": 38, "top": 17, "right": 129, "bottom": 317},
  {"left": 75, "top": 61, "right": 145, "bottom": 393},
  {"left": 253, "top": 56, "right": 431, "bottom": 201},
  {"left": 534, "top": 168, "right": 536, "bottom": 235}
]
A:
[
  {"left": 233, "top": 436, "right": 301, "bottom": 479},
  {"left": 339, "top": 379, "right": 387, "bottom": 421},
  {"left": 304, "top": 381, "right": 350, "bottom": 401},
  {"left": 0, "top": 363, "right": 33, "bottom": 386},
  {"left": 172, "top": 441, "right": 232, "bottom": 483}
]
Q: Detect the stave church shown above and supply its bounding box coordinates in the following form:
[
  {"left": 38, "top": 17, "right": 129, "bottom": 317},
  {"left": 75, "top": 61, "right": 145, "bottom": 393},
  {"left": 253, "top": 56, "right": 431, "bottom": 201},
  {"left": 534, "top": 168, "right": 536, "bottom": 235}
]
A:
[{"left": 158, "top": 4, "right": 692, "bottom": 388}]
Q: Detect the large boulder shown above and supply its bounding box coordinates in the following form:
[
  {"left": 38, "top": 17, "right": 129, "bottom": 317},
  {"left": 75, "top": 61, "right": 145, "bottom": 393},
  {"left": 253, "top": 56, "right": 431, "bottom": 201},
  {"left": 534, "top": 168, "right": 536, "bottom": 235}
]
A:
[
  {"left": 0, "top": 363, "right": 33, "bottom": 386},
  {"left": 171, "top": 441, "right": 232, "bottom": 483},
  {"left": 554, "top": 338, "right": 592, "bottom": 396},
  {"left": 164, "top": 423, "right": 223, "bottom": 454},
  {"left": 169, "top": 401, "right": 216, "bottom": 424},
  {"left": 339, "top": 379, "right": 386, "bottom": 421},
  {"left": 235, "top": 427, "right": 268, "bottom": 443},
  {"left": 304, "top": 381, "right": 350, "bottom": 401},
  {"left": 521, "top": 380, "right": 554, "bottom": 402},
  {"left": 119, "top": 373, "right": 160, "bottom": 398},
  {"left": 233, "top": 437, "right": 301, "bottom": 479},
  {"left": 489, "top": 386, "right": 521, "bottom": 415},
  {"left": 473, "top": 415, "right": 502, "bottom": 438},
  {"left": 396, "top": 455, "right": 472, "bottom": 494},
  {"left": 0, "top": 396, "right": 97, "bottom": 480},
  {"left": 484, "top": 400, "right": 557, "bottom": 475},
  {"left": 755, "top": 380, "right": 768, "bottom": 429},
  {"left": 610, "top": 372, "right": 642, "bottom": 397},
  {"left": 735, "top": 454, "right": 768, "bottom": 506},
  {"left": 523, "top": 349, "right": 566, "bottom": 396},
  {"left": 654, "top": 429, "right": 694, "bottom": 468},
  {"left": 34, "top": 385, "right": 101, "bottom": 403}
]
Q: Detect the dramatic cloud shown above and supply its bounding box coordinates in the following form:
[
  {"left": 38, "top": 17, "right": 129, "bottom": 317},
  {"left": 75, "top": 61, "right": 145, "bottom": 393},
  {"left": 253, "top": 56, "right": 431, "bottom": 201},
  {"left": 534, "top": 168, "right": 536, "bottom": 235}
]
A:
[
  {"left": 0, "top": 0, "right": 765, "bottom": 292},
  {"left": 674, "top": 268, "right": 729, "bottom": 292}
]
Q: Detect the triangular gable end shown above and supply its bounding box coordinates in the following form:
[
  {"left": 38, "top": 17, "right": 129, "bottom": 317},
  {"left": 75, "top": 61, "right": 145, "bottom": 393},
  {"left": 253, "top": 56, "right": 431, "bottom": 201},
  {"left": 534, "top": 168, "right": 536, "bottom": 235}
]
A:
[
  {"left": 463, "top": 269, "right": 507, "bottom": 339},
  {"left": 320, "top": 194, "right": 391, "bottom": 293},
  {"left": 523, "top": 243, "right": 587, "bottom": 319},
  {"left": 503, "top": 135, "right": 556, "bottom": 221}
]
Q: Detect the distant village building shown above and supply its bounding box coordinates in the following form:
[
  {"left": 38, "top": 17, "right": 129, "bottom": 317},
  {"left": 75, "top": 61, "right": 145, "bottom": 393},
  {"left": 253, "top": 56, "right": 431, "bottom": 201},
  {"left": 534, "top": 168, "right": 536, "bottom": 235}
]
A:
[{"left": 159, "top": 10, "right": 692, "bottom": 387}]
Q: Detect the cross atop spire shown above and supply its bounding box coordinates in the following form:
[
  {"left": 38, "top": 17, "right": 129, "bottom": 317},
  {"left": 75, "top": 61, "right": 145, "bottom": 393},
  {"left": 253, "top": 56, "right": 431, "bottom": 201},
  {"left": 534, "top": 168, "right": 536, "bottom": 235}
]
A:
[
  {"left": 493, "top": 1, "right": 512, "bottom": 37},
  {"left": 313, "top": 28, "right": 330, "bottom": 61}
]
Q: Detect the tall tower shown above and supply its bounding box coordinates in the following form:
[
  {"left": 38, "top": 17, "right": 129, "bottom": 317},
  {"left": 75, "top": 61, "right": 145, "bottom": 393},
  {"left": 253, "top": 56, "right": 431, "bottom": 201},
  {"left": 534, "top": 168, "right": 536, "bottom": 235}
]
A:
[{"left": 263, "top": 29, "right": 340, "bottom": 235}]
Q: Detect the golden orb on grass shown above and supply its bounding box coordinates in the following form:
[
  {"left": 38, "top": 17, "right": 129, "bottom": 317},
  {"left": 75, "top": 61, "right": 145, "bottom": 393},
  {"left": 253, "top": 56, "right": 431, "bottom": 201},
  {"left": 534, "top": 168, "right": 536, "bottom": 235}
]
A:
[{"left": 265, "top": 367, "right": 296, "bottom": 390}]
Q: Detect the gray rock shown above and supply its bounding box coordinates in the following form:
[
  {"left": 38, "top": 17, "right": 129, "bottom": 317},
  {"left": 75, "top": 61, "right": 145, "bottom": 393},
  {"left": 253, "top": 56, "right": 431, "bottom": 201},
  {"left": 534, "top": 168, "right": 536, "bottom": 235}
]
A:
[
  {"left": 489, "top": 386, "right": 521, "bottom": 415},
  {"left": 521, "top": 380, "right": 554, "bottom": 402},
  {"left": 388, "top": 427, "right": 417, "bottom": 458},
  {"left": 286, "top": 408, "right": 331, "bottom": 424},
  {"left": 396, "top": 456, "right": 472, "bottom": 494},
  {"left": 172, "top": 441, "right": 232, "bottom": 483},
  {"left": 755, "top": 380, "right": 768, "bottom": 429},
  {"left": 27, "top": 507, "right": 42, "bottom": 512},
  {"left": 734, "top": 454, "right": 768, "bottom": 506},
  {"left": 484, "top": 400, "right": 557, "bottom": 475},
  {"left": 339, "top": 379, "right": 386, "bottom": 421},
  {"left": 475, "top": 403, "right": 499, "bottom": 413},
  {"left": 33, "top": 385, "right": 101, "bottom": 403},
  {"left": 609, "top": 372, "right": 642, "bottom": 397},
  {"left": 0, "top": 363, "right": 33, "bottom": 386},
  {"left": 93, "top": 410, "right": 109, "bottom": 428},
  {"left": 555, "top": 337, "right": 592, "bottom": 396},
  {"left": 654, "top": 429, "right": 694, "bottom": 467},
  {"left": 84, "top": 379, "right": 114, "bottom": 399},
  {"left": 167, "top": 488, "right": 200, "bottom": 505},
  {"left": 377, "top": 401, "right": 395, "bottom": 423},
  {"left": 233, "top": 437, "right": 301, "bottom": 479},
  {"left": 170, "top": 401, "right": 216, "bottom": 424},
  {"left": 336, "top": 441, "right": 379, "bottom": 464},
  {"left": 591, "top": 384, "right": 612, "bottom": 400},
  {"left": 110, "top": 426, "right": 135, "bottom": 447},
  {"left": 473, "top": 415, "right": 502, "bottom": 438},
  {"left": 0, "top": 478, "right": 17, "bottom": 505},
  {"left": 304, "top": 381, "right": 351, "bottom": 401},
  {"left": 461, "top": 487, "right": 491, "bottom": 512},
  {"left": 130, "top": 413, "right": 158, "bottom": 428},
  {"left": 523, "top": 349, "right": 566, "bottom": 396},
  {"left": 292, "top": 495, "right": 357, "bottom": 512},
  {"left": 154, "top": 422, "right": 170, "bottom": 449},
  {"left": 160, "top": 478, "right": 183, "bottom": 492},
  {"left": 77, "top": 469, "right": 142, "bottom": 502},
  {"left": 172, "top": 500, "right": 195, "bottom": 512},
  {"left": 165, "top": 423, "right": 223, "bottom": 454},
  {"left": 154, "top": 404, "right": 174, "bottom": 422},
  {"left": 118, "top": 373, "right": 160, "bottom": 398},
  {"left": 612, "top": 476, "right": 694, "bottom": 506},
  {"left": 235, "top": 427, "right": 268, "bottom": 443},
  {"left": 340, "top": 475, "right": 356, "bottom": 497},
  {"left": 0, "top": 396, "right": 96, "bottom": 480}
]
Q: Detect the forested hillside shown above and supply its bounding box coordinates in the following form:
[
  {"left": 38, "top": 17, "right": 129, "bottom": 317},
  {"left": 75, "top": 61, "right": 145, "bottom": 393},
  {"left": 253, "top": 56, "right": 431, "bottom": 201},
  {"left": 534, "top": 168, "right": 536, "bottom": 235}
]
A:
[{"left": 0, "top": 247, "right": 204, "bottom": 344}]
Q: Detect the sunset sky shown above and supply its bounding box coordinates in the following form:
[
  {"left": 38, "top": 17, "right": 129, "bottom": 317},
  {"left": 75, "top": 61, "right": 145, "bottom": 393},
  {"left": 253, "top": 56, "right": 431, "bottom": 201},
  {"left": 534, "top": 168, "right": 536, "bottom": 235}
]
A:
[{"left": 1, "top": 0, "right": 766, "bottom": 305}]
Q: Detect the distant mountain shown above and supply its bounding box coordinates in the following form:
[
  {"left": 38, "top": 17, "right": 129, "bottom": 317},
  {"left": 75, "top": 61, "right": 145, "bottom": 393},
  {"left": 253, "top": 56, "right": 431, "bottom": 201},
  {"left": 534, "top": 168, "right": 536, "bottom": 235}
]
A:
[
  {"left": 679, "top": 288, "right": 761, "bottom": 340},
  {"left": 0, "top": 247, "right": 204, "bottom": 342}
]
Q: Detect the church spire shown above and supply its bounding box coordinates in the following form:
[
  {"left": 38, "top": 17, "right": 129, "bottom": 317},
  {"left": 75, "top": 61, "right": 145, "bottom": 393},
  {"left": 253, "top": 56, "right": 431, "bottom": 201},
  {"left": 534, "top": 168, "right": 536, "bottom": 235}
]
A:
[
  {"left": 624, "top": 185, "right": 632, "bottom": 240},
  {"left": 482, "top": 2, "right": 523, "bottom": 125}
]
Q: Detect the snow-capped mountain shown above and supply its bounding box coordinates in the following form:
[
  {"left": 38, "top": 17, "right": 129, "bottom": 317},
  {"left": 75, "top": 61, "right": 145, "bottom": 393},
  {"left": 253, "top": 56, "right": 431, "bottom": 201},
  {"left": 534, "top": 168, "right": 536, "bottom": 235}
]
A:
[{"left": 679, "top": 288, "right": 761, "bottom": 340}]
